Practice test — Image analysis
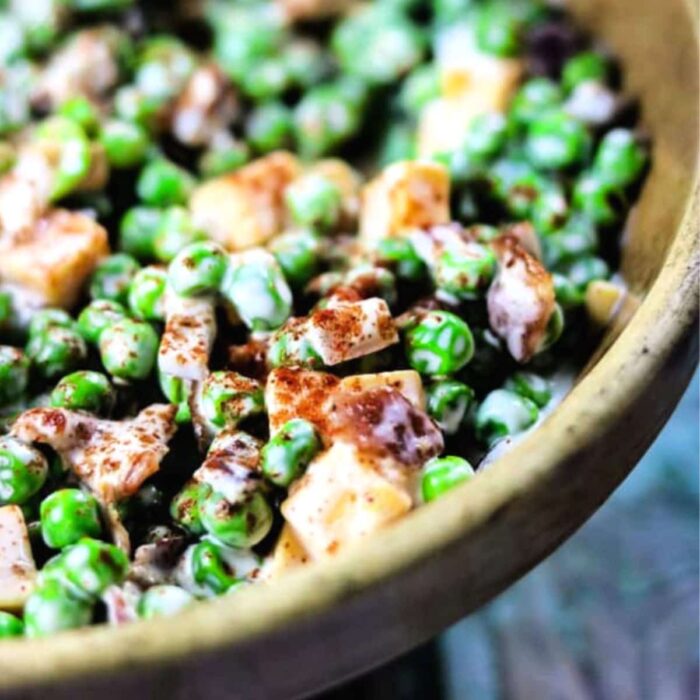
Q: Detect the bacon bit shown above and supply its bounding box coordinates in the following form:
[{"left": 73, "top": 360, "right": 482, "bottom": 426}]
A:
[
  {"left": 11, "top": 405, "right": 177, "bottom": 503},
  {"left": 487, "top": 234, "right": 555, "bottom": 363}
]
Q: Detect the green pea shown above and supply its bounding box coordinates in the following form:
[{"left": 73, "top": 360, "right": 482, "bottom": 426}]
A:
[
  {"left": 0, "top": 291, "right": 13, "bottom": 330},
  {"left": 89, "top": 253, "right": 141, "bottom": 305},
  {"left": 284, "top": 40, "right": 331, "bottom": 90},
  {"left": 405, "top": 311, "right": 475, "bottom": 377},
  {"left": 220, "top": 255, "right": 292, "bottom": 331},
  {"left": 0, "top": 436, "right": 48, "bottom": 506},
  {"left": 562, "top": 51, "right": 609, "bottom": 93},
  {"left": 269, "top": 229, "right": 321, "bottom": 288},
  {"left": 421, "top": 456, "right": 474, "bottom": 503},
  {"left": 240, "top": 57, "right": 292, "bottom": 101},
  {"left": 98, "top": 318, "right": 159, "bottom": 381},
  {"left": 153, "top": 207, "right": 206, "bottom": 263},
  {"left": 504, "top": 371, "right": 552, "bottom": 408},
  {"left": 58, "top": 96, "right": 100, "bottom": 135},
  {"left": 128, "top": 266, "right": 167, "bottom": 321},
  {"left": 24, "top": 579, "right": 93, "bottom": 638},
  {"left": 593, "top": 128, "right": 647, "bottom": 188},
  {"left": 476, "top": 2, "right": 523, "bottom": 57},
  {"left": 475, "top": 389, "right": 539, "bottom": 447},
  {"left": 509, "top": 78, "right": 563, "bottom": 129},
  {"left": 525, "top": 110, "right": 591, "bottom": 170},
  {"left": 29, "top": 309, "right": 75, "bottom": 339},
  {"left": 50, "top": 370, "right": 114, "bottom": 414},
  {"left": 462, "top": 112, "right": 508, "bottom": 163},
  {"left": 170, "top": 480, "right": 209, "bottom": 535},
  {"left": 426, "top": 380, "right": 476, "bottom": 435},
  {"left": 0, "top": 346, "right": 29, "bottom": 406},
  {"left": 100, "top": 119, "right": 149, "bottom": 169},
  {"left": 375, "top": 238, "right": 426, "bottom": 282},
  {"left": 572, "top": 170, "right": 626, "bottom": 226},
  {"left": 137, "top": 158, "right": 196, "bottom": 207},
  {"left": 541, "top": 303, "right": 565, "bottom": 351},
  {"left": 379, "top": 122, "right": 417, "bottom": 167},
  {"left": 531, "top": 185, "right": 570, "bottom": 235},
  {"left": 69, "top": 0, "right": 135, "bottom": 12},
  {"left": 261, "top": 419, "right": 321, "bottom": 488},
  {"left": 200, "top": 490, "right": 273, "bottom": 549},
  {"left": 158, "top": 371, "right": 191, "bottom": 424},
  {"left": 399, "top": 64, "right": 440, "bottom": 115},
  {"left": 198, "top": 143, "right": 250, "bottom": 178},
  {"left": 435, "top": 243, "right": 497, "bottom": 299},
  {"left": 26, "top": 326, "right": 87, "bottom": 380},
  {"left": 35, "top": 116, "right": 91, "bottom": 201},
  {"left": 137, "top": 585, "right": 193, "bottom": 619},
  {"left": 560, "top": 256, "right": 610, "bottom": 296},
  {"left": 490, "top": 158, "right": 545, "bottom": 218},
  {"left": 40, "top": 489, "right": 102, "bottom": 549},
  {"left": 285, "top": 173, "right": 343, "bottom": 231},
  {"left": 77, "top": 300, "right": 128, "bottom": 344},
  {"left": 332, "top": 6, "right": 425, "bottom": 85},
  {"left": 113, "top": 85, "right": 163, "bottom": 131},
  {"left": 552, "top": 272, "right": 582, "bottom": 308},
  {"left": 135, "top": 37, "right": 196, "bottom": 103},
  {"left": 168, "top": 242, "right": 228, "bottom": 297},
  {"left": 199, "top": 371, "right": 264, "bottom": 432},
  {"left": 190, "top": 540, "right": 240, "bottom": 595},
  {"left": 246, "top": 102, "right": 293, "bottom": 153},
  {"left": 0, "top": 611, "right": 24, "bottom": 638},
  {"left": 542, "top": 215, "right": 598, "bottom": 269},
  {"left": 267, "top": 327, "right": 322, "bottom": 370},
  {"left": 118, "top": 206, "right": 164, "bottom": 261}
]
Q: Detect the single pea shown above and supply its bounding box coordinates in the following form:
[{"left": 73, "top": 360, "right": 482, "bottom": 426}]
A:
[
  {"left": 476, "top": 2, "right": 523, "bottom": 57},
  {"left": 199, "top": 371, "right": 264, "bottom": 432},
  {"left": 168, "top": 242, "right": 228, "bottom": 297},
  {"left": 153, "top": 207, "right": 206, "bottom": 263},
  {"left": 421, "top": 456, "right": 475, "bottom": 503},
  {"left": 28, "top": 309, "right": 75, "bottom": 339},
  {"left": 135, "top": 37, "right": 196, "bottom": 103},
  {"left": 434, "top": 243, "right": 497, "bottom": 299},
  {"left": 245, "top": 102, "right": 293, "bottom": 154},
  {"left": 531, "top": 184, "right": 570, "bottom": 235},
  {"left": 399, "top": 64, "right": 441, "bottom": 115},
  {"left": 426, "top": 380, "right": 476, "bottom": 435},
  {"left": 462, "top": 112, "right": 508, "bottom": 163},
  {"left": 490, "top": 158, "right": 546, "bottom": 219},
  {"left": 509, "top": 78, "right": 563, "bottom": 130},
  {"left": 405, "top": 311, "right": 475, "bottom": 377},
  {"left": 269, "top": 229, "right": 321, "bottom": 288},
  {"left": 375, "top": 238, "right": 426, "bottom": 282},
  {"left": 200, "top": 490, "right": 273, "bottom": 549},
  {"left": 40, "top": 489, "right": 102, "bottom": 549},
  {"left": 100, "top": 119, "right": 149, "bottom": 169},
  {"left": 284, "top": 39, "right": 331, "bottom": 90},
  {"left": 113, "top": 85, "right": 163, "bottom": 131},
  {"left": 118, "top": 206, "right": 164, "bottom": 261},
  {"left": 552, "top": 272, "right": 583, "bottom": 308},
  {"left": 137, "top": 158, "right": 195, "bottom": 207},
  {"left": 0, "top": 611, "right": 24, "bottom": 638},
  {"left": 89, "top": 253, "right": 141, "bottom": 305},
  {"left": 572, "top": 170, "right": 627, "bottom": 226},
  {"left": 542, "top": 215, "right": 599, "bottom": 269},
  {"left": 58, "top": 96, "right": 100, "bottom": 135},
  {"left": 0, "top": 436, "right": 48, "bottom": 506},
  {"left": 379, "top": 122, "right": 417, "bottom": 167},
  {"left": 504, "top": 371, "right": 552, "bottom": 408},
  {"left": 240, "top": 57, "right": 292, "bottom": 101},
  {"left": 77, "top": 300, "right": 128, "bottom": 344},
  {"left": 562, "top": 51, "right": 609, "bottom": 93},
  {"left": 261, "top": 419, "right": 321, "bottom": 488},
  {"left": 137, "top": 585, "right": 193, "bottom": 619},
  {"left": 285, "top": 173, "right": 343, "bottom": 231},
  {"left": 220, "top": 255, "right": 292, "bottom": 331},
  {"left": 170, "top": 480, "right": 209, "bottom": 535},
  {"left": 128, "top": 266, "right": 167, "bottom": 321},
  {"left": 560, "top": 255, "right": 610, "bottom": 294},
  {"left": 190, "top": 540, "right": 240, "bottom": 595},
  {"left": 0, "top": 346, "right": 29, "bottom": 406},
  {"left": 198, "top": 142, "right": 250, "bottom": 178},
  {"left": 50, "top": 370, "right": 114, "bottom": 415},
  {"left": 525, "top": 110, "right": 591, "bottom": 170},
  {"left": 475, "top": 388, "right": 539, "bottom": 447},
  {"left": 593, "top": 128, "right": 647, "bottom": 188},
  {"left": 98, "top": 318, "right": 159, "bottom": 381},
  {"left": 541, "top": 303, "right": 565, "bottom": 351},
  {"left": 26, "top": 326, "right": 87, "bottom": 380},
  {"left": 24, "top": 579, "right": 93, "bottom": 638},
  {"left": 266, "top": 327, "right": 322, "bottom": 369},
  {"left": 35, "top": 116, "right": 91, "bottom": 201}
]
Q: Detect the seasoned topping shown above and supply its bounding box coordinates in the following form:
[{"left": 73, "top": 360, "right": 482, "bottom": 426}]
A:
[
  {"left": 11, "top": 405, "right": 177, "bottom": 503},
  {"left": 0, "top": 506, "right": 36, "bottom": 612}
]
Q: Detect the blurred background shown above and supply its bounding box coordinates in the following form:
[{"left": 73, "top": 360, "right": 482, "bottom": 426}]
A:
[{"left": 325, "top": 371, "right": 699, "bottom": 700}]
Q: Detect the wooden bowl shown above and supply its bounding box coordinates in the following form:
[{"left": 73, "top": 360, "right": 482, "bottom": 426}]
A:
[{"left": 1, "top": 1, "right": 698, "bottom": 698}]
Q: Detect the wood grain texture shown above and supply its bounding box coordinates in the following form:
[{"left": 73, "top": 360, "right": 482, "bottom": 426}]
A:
[{"left": 0, "top": 1, "right": 698, "bottom": 697}]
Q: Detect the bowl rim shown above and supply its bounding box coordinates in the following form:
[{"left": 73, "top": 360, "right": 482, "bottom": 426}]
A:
[{"left": 1, "top": 13, "right": 699, "bottom": 698}]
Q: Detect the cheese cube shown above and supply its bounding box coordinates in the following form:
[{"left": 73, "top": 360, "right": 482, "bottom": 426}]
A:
[
  {"left": 0, "top": 506, "right": 36, "bottom": 612},
  {"left": 339, "top": 370, "right": 425, "bottom": 410},
  {"left": 265, "top": 525, "right": 310, "bottom": 578}
]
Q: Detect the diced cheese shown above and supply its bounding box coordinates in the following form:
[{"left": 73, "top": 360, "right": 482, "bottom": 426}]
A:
[
  {"left": 281, "top": 441, "right": 412, "bottom": 560},
  {"left": 190, "top": 152, "right": 301, "bottom": 251},
  {"left": 264, "top": 524, "right": 310, "bottom": 578},
  {"left": 359, "top": 161, "right": 450, "bottom": 244},
  {"left": 338, "top": 370, "right": 425, "bottom": 410},
  {"left": 0, "top": 505, "right": 36, "bottom": 612},
  {"left": 0, "top": 209, "right": 109, "bottom": 308}
]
